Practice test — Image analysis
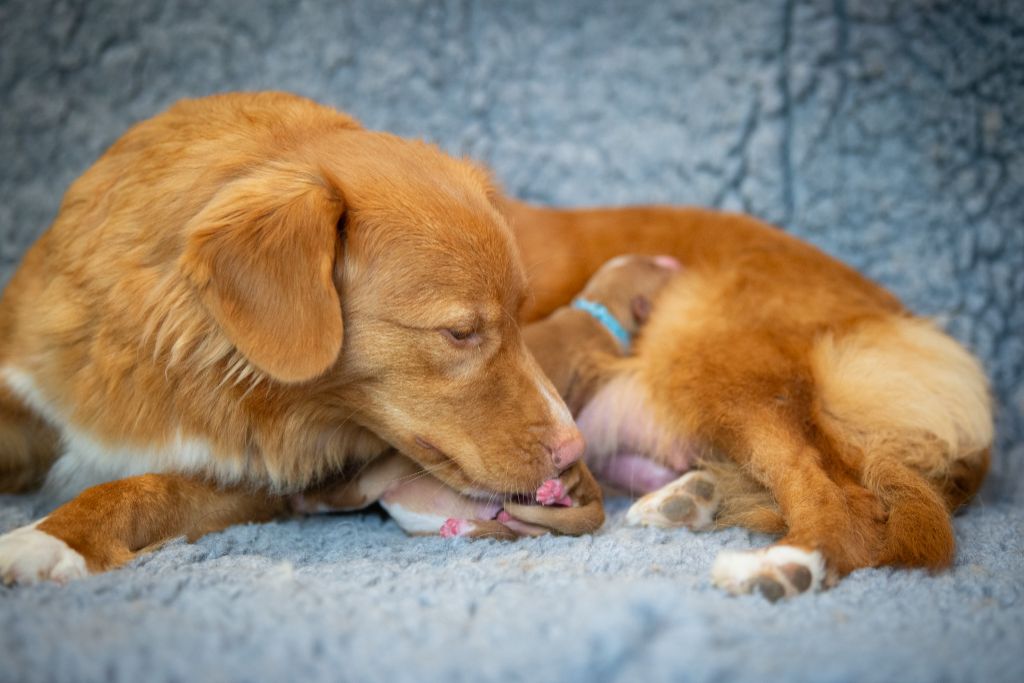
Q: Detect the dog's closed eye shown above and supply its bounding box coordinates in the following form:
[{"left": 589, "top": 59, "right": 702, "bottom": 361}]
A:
[{"left": 441, "top": 328, "right": 482, "bottom": 348}]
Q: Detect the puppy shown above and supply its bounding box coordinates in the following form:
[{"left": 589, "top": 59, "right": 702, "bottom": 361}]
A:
[
  {"left": 294, "top": 254, "right": 682, "bottom": 537},
  {"left": 522, "top": 254, "right": 693, "bottom": 496},
  {"left": 504, "top": 199, "right": 993, "bottom": 600},
  {"left": 523, "top": 254, "right": 682, "bottom": 415},
  {"left": 0, "top": 92, "right": 603, "bottom": 584}
]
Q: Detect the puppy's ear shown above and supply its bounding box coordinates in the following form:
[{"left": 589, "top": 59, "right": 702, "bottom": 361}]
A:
[
  {"left": 182, "top": 164, "right": 345, "bottom": 383},
  {"left": 631, "top": 295, "right": 653, "bottom": 326}
]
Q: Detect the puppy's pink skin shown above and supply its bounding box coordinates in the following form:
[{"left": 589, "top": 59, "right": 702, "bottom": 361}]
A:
[
  {"left": 576, "top": 375, "right": 700, "bottom": 475},
  {"left": 599, "top": 453, "right": 681, "bottom": 495},
  {"left": 653, "top": 254, "right": 683, "bottom": 271},
  {"left": 440, "top": 518, "right": 468, "bottom": 538},
  {"left": 536, "top": 479, "right": 570, "bottom": 506}
]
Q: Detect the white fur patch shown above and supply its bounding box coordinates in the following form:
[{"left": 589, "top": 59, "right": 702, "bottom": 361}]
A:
[
  {"left": 601, "top": 254, "right": 637, "bottom": 271},
  {"left": 43, "top": 428, "right": 239, "bottom": 504},
  {"left": 379, "top": 500, "right": 450, "bottom": 536},
  {"left": 1, "top": 365, "right": 241, "bottom": 503},
  {"left": 625, "top": 471, "right": 720, "bottom": 530},
  {"left": 810, "top": 317, "right": 993, "bottom": 474},
  {"left": 0, "top": 519, "right": 89, "bottom": 585},
  {"left": 533, "top": 370, "right": 574, "bottom": 427},
  {"left": 289, "top": 494, "right": 337, "bottom": 515},
  {"left": 711, "top": 545, "right": 825, "bottom": 599},
  {"left": 1, "top": 364, "right": 59, "bottom": 423}
]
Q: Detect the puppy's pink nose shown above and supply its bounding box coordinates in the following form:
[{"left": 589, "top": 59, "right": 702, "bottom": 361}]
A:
[{"left": 550, "top": 433, "right": 585, "bottom": 470}]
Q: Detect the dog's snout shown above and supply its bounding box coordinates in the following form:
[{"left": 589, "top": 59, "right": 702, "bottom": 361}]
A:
[{"left": 549, "top": 432, "right": 585, "bottom": 470}]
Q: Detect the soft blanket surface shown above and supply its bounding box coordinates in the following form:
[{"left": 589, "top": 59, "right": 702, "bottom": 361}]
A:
[
  {"left": 1, "top": 0, "right": 1022, "bottom": 681},
  {"left": 2, "top": 499, "right": 1022, "bottom": 683}
]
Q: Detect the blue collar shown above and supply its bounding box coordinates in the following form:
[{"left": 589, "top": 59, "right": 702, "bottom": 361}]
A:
[{"left": 572, "top": 298, "right": 631, "bottom": 350}]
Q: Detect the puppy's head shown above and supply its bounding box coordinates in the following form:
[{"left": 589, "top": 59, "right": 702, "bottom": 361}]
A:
[
  {"left": 578, "top": 254, "right": 682, "bottom": 335},
  {"left": 182, "top": 128, "right": 581, "bottom": 497}
]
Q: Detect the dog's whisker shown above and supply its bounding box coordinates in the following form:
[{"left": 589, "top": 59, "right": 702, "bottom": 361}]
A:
[{"left": 391, "top": 460, "right": 454, "bottom": 487}]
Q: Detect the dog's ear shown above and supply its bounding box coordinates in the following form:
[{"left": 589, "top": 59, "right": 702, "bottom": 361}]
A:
[{"left": 181, "top": 164, "right": 345, "bottom": 383}]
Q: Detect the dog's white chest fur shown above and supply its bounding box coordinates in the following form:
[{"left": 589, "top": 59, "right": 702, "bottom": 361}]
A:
[{"left": 1, "top": 365, "right": 238, "bottom": 502}]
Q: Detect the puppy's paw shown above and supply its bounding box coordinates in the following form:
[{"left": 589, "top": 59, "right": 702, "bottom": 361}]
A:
[
  {"left": 625, "top": 471, "right": 720, "bottom": 530},
  {"left": 711, "top": 545, "right": 825, "bottom": 601},
  {"left": 0, "top": 520, "right": 89, "bottom": 586},
  {"left": 536, "top": 479, "right": 570, "bottom": 506},
  {"left": 501, "top": 462, "right": 605, "bottom": 536}
]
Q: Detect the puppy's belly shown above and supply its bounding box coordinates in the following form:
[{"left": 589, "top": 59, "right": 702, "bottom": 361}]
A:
[
  {"left": 576, "top": 373, "right": 700, "bottom": 493},
  {"left": 2, "top": 365, "right": 241, "bottom": 503},
  {"left": 379, "top": 476, "right": 503, "bottom": 535},
  {"left": 598, "top": 454, "right": 681, "bottom": 496}
]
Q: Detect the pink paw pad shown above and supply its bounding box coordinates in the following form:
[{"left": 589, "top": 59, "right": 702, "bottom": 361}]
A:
[
  {"left": 440, "top": 518, "right": 468, "bottom": 538},
  {"left": 536, "top": 479, "right": 572, "bottom": 507},
  {"left": 496, "top": 510, "right": 512, "bottom": 523}
]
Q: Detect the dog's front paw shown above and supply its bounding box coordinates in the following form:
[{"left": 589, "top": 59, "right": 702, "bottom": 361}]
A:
[
  {"left": 626, "top": 470, "right": 720, "bottom": 530},
  {"left": 0, "top": 520, "right": 89, "bottom": 586},
  {"left": 711, "top": 545, "right": 825, "bottom": 602}
]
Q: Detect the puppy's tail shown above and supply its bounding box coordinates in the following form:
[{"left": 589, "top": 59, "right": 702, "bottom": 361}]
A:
[{"left": 0, "top": 383, "right": 60, "bottom": 493}]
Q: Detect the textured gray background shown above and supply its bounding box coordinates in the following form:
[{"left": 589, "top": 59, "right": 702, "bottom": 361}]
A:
[
  {"left": 1, "top": 2, "right": 1023, "bottom": 682},
  {"left": 1, "top": 0, "right": 1021, "bottom": 497}
]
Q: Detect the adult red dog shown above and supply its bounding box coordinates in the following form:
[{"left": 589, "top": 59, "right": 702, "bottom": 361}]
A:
[{"left": 0, "top": 93, "right": 990, "bottom": 600}]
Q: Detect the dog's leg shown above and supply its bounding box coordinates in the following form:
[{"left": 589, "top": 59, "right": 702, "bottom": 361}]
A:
[
  {"left": 0, "top": 383, "right": 61, "bottom": 494},
  {"left": 0, "top": 473, "right": 287, "bottom": 585},
  {"left": 710, "top": 411, "right": 886, "bottom": 601},
  {"left": 625, "top": 470, "right": 721, "bottom": 530}
]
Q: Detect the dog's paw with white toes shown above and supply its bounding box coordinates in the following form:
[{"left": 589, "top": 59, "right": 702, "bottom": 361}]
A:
[
  {"left": 711, "top": 545, "right": 826, "bottom": 601},
  {"left": 626, "top": 471, "right": 720, "bottom": 530},
  {"left": 0, "top": 520, "right": 88, "bottom": 586}
]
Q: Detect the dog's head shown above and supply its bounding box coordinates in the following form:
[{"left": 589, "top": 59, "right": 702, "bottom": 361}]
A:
[{"left": 181, "top": 124, "right": 582, "bottom": 497}]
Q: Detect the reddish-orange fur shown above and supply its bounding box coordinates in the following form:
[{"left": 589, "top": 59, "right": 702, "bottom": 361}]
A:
[
  {"left": 0, "top": 93, "right": 601, "bottom": 579},
  {"left": 505, "top": 200, "right": 993, "bottom": 578},
  {"left": 0, "top": 93, "right": 992, "bottom": 586}
]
